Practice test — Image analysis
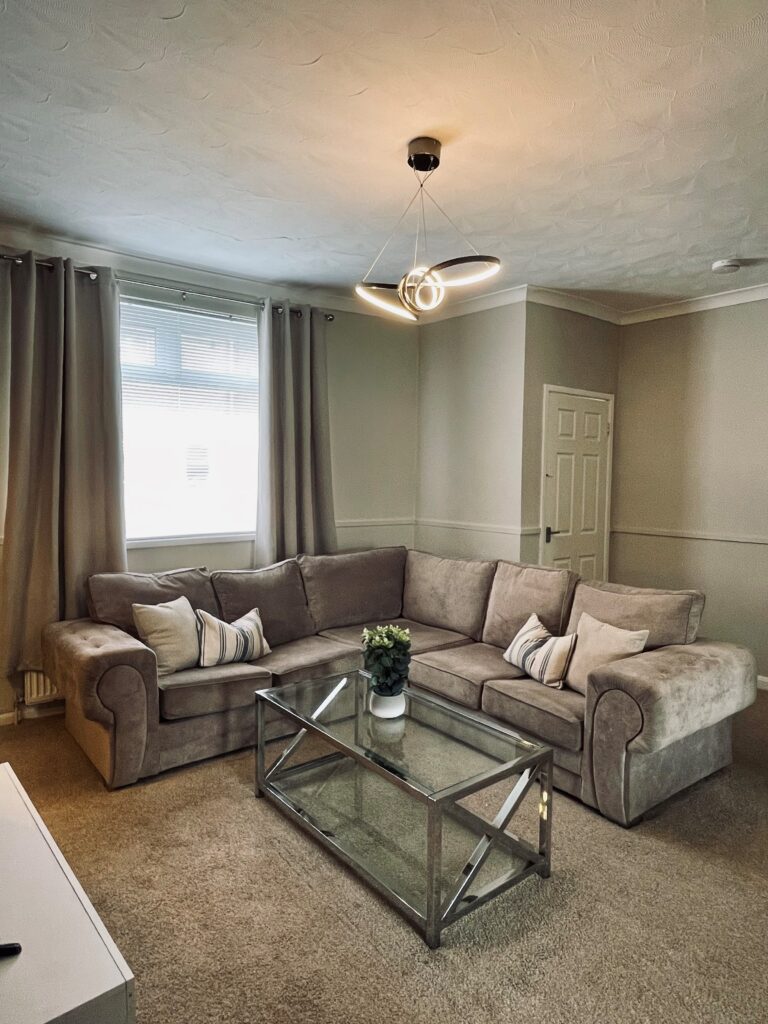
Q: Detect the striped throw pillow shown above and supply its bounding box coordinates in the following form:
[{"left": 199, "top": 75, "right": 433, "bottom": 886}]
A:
[
  {"left": 503, "top": 613, "right": 576, "bottom": 689},
  {"left": 196, "top": 607, "right": 271, "bottom": 668}
]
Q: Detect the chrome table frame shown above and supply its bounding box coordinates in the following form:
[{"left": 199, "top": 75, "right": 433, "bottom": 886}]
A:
[{"left": 255, "top": 677, "right": 553, "bottom": 948}]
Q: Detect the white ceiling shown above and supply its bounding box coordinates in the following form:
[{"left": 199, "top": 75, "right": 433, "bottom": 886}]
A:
[{"left": 1, "top": 0, "right": 767, "bottom": 311}]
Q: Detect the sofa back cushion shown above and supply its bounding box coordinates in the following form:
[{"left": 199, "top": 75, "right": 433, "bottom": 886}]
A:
[
  {"left": 403, "top": 550, "right": 496, "bottom": 641},
  {"left": 211, "top": 559, "right": 315, "bottom": 647},
  {"left": 87, "top": 567, "right": 219, "bottom": 636},
  {"left": 566, "top": 580, "right": 705, "bottom": 648},
  {"left": 298, "top": 547, "right": 407, "bottom": 632},
  {"left": 482, "top": 561, "right": 578, "bottom": 647}
]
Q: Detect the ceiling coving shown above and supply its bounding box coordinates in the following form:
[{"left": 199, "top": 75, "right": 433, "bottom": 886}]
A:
[
  {"left": 1, "top": 1, "right": 767, "bottom": 311},
  {"left": 356, "top": 138, "right": 500, "bottom": 320}
]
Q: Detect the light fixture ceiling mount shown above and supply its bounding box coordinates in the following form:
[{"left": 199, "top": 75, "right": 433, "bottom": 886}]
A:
[{"left": 356, "top": 138, "right": 500, "bottom": 319}]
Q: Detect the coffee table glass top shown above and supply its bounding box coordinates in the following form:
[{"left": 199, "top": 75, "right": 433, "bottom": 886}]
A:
[{"left": 258, "top": 670, "right": 542, "bottom": 798}]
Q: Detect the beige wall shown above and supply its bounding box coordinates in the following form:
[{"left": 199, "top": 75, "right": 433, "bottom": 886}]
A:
[
  {"left": 415, "top": 304, "right": 527, "bottom": 561},
  {"left": 611, "top": 299, "right": 768, "bottom": 674},
  {"left": 519, "top": 304, "right": 620, "bottom": 562},
  {"left": 325, "top": 310, "right": 418, "bottom": 550}
]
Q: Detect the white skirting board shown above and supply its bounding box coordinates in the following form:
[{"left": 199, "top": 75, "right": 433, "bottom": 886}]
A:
[{"left": 759, "top": 676, "right": 768, "bottom": 691}]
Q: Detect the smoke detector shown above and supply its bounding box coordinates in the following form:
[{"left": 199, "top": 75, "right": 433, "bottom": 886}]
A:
[{"left": 711, "top": 258, "right": 742, "bottom": 274}]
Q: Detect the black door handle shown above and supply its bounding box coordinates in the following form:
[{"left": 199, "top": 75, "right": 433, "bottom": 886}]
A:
[{"left": 545, "top": 526, "right": 562, "bottom": 543}]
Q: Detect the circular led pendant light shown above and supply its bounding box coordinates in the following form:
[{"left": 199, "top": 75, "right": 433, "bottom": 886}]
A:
[
  {"left": 355, "top": 138, "right": 500, "bottom": 320},
  {"left": 398, "top": 265, "right": 445, "bottom": 314},
  {"left": 354, "top": 283, "right": 417, "bottom": 321},
  {"left": 427, "top": 254, "right": 501, "bottom": 287}
]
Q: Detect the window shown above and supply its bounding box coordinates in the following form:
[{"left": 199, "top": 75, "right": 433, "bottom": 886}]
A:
[{"left": 119, "top": 299, "right": 259, "bottom": 540}]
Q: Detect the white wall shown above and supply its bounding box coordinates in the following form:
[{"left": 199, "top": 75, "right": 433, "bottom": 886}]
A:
[
  {"left": 415, "top": 304, "right": 527, "bottom": 561},
  {"left": 611, "top": 299, "right": 768, "bottom": 674}
]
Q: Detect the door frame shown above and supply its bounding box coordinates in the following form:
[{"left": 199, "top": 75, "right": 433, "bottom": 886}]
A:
[{"left": 538, "top": 384, "right": 615, "bottom": 578}]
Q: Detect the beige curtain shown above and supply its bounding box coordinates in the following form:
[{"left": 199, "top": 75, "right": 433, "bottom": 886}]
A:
[
  {"left": 255, "top": 300, "right": 337, "bottom": 566},
  {"left": 0, "top": 253, "right": 126, "bottom": 692}
]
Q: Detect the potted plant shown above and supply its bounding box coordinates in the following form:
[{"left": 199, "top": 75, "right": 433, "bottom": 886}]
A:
[{"left": 361, "top": 624, "right": 411, "bottom": 719}]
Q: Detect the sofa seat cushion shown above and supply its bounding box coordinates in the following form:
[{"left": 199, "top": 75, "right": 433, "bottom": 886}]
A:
[
  {"left": 319, "top": 618, "right": 471, "bottom": 655},
  {"left": 403, "top": 550, "right": 496, "bottom": 640},
  {"left": 481, "top": 678, "right": 586, "bottom": 752},
  {"left": 211, "top": 560, "right": 315, "bottom": 646},
  {"left": 252, "top": 635, "right": 362, "bottom": 687},
  {"left": 409, "top": 643, "right": 526, "bottom": 709},
  {"left": 159, "top": 662, "right": 272, "bottom": 720},
  {"left": 299, "top": 547, "right": 406, "bottom": 632}
]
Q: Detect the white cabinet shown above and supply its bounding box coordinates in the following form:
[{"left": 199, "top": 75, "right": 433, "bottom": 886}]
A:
[{"left": 0, "top": 762, "right": 135, "bottom": 1024}]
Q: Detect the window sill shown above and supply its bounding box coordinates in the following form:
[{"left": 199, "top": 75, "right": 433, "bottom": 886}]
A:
[{"left": 126, "top": 533, "right": 255, "bottom": 550}]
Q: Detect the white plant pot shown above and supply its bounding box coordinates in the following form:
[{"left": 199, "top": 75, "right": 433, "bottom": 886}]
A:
[{"left": 369, "top": 690, "right": 406, "bottom": 719}]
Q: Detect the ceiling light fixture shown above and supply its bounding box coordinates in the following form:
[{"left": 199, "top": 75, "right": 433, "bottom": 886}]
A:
[{"left": 356, "top": 138, "right": 500, "bottom": 319}]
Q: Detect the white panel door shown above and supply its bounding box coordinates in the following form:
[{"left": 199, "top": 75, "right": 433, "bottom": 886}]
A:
[{"left": 539, "top": 387, "right": 613, "bottom": 579}]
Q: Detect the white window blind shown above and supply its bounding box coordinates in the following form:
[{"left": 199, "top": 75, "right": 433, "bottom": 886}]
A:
[{"left": 119, "top": 298, "right": 259, "bottom": 541}]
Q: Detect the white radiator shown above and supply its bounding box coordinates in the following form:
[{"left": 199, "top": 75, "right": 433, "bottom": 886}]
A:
[{"left": 24, "top": 670, "right": 59, "bottom": 705}]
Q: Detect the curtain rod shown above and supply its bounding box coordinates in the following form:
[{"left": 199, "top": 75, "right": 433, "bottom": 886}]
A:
[
  {"left": 0, "top": 255, "right": 335, "bottom": 321},
  {"left": 120, "top": 280, "right": 335, "bottom": 321},
  {"left": 1, "top": 252, "right": 97, "bottom": 280}
]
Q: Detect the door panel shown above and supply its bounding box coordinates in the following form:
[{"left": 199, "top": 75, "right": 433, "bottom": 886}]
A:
[
  {"left": 540, "top": 389, "right": 612, "bottom": 580},
  {"left": 555, "top": 453, "right": 574, "bottom": 534},
  {"left": 581, "top": 454, "right": 599, "bottom": 533}
]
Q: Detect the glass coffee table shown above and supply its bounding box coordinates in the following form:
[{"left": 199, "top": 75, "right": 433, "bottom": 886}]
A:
[{"left": 255, "top": 671, "right": 553, "bottom": 948}]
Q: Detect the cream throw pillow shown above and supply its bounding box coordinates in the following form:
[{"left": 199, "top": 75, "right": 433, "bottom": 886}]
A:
[
  {"left": 503, "top": 613, "right": 576, "bottom": 689},
  {"left": 132, "top": 595, "right": 199, "bottom": 676},
  {"left": 196, "top": 607, "right": 271, "bottom": 667},
  {"left": 566, "top": 612, "right": 649, "bottom": 694}
]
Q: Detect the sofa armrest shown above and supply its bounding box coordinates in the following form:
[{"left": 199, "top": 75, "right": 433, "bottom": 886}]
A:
[
  {"left": 42, "top": 619, "right": 159, "bottom": 788},
  {"left": 586, "top": 640, "right": 757, "bottom": 754},
  {"left": 581, "top": 639, "right": 756, "bottom": 825}
]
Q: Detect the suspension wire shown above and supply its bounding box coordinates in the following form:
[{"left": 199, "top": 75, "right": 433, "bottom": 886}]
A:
[
  {"left": 423, "top": 186, "right": 481, "bottom": 255},
  {"left": 362, "top": 184, "right": 421, "bottom": 281},
  {"left": 412, "top": 188, "right": 421, "bottom": 269},
  {"left": 412, "top": 166, "right": 436, "bottom": 277},
  {"left": 420, "top": 186, "right": 429, "bottom": 265},
  {"left": 361, "top": 164, "right": 447, "bottom": 284}
]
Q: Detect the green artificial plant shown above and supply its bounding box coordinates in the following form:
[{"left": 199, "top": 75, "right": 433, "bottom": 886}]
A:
[{"left": 361, "top": 624, "right": 412, "bottom": 697}]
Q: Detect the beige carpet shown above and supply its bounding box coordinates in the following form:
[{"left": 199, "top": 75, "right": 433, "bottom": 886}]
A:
[{"left": 2, "top": 718, "right": 767, "bottom": 1024}]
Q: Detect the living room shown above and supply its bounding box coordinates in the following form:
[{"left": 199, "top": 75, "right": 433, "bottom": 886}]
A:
[{"left": 1, "top": 2, "right": 766, "bottom": 1022}]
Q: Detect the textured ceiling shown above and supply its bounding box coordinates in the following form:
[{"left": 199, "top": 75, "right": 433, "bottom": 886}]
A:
[{"left": 1, "top": 0, "right": 768, "bottom": 310}]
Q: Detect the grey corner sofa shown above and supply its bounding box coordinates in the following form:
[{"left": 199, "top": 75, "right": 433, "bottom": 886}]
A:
[{"left": 41, "top": 546, "right": 757, "bottom": 827}]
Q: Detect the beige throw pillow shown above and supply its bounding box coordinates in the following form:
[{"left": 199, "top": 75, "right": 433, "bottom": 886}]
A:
[
  {"left": 566, "top": 612, "right": 649, "bottom": 694},
  {"left": 503, "top": 613, "right": 577, "bottom": 689},
  {"left": 132, "top": 595, "right": 200, "bottom": 676},
  {"left": 196, "top": 607, "right": 271, "bottom": 668}
]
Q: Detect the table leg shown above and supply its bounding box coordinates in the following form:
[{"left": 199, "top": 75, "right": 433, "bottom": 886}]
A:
[
  {"left": 425, "top": 800, "right": 443, "bottom": 948},
  {"left": 537, "top": 752, "right": 553, "bottom": 878},
  {"left": 255, "top": 698, "right": 266, "bottom": 798}
]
